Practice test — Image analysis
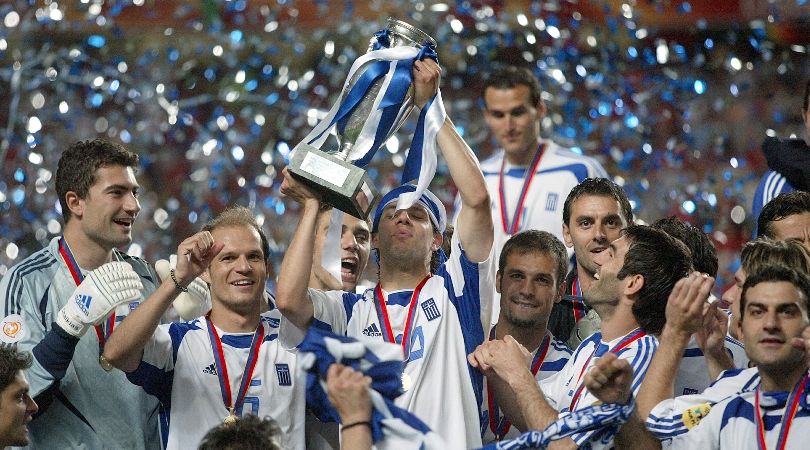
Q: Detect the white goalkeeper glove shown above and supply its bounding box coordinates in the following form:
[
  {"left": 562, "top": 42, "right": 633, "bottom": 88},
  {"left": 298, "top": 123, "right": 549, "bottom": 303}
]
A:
[
  {"left": 155, "top": 255, "right": 211, "bottom": 321},
  {"left": 56, "top": 261, "right": 144, "bottom": 337}
]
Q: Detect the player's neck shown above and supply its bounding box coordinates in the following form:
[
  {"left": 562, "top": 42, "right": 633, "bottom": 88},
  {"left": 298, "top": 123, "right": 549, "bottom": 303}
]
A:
[
  {"left": 62, "top": 223, "right": 115, "bottom": 270},
  {"left": 209, "top": 303, "right": 261, "bottom": 333},
  {"left": 378, "top": 264, "right": 430, "bottom": 292},
  {"left": 495, "top": 319, "right": 547, "bottom": 351},
  {"left": 575, "top": 265, "right": 597, "bottom": 293},
  {"left": 505, "top": 141, "right": 541, "bottom": 166},
  {"left": 758, "top": 362, "right": 809, "bottom": 392},
  {"left": 597, "top": 300, "right": 639, "bottom": 341}
]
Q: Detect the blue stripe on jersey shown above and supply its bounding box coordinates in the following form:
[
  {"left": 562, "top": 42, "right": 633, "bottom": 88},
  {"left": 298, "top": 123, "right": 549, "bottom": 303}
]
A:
[
  {"left": 37, "top": 288, "right": 50, "bottom": 328},
  {"left": 719, "top": 395, "right": 755, "bottom": 430},
  {"left": 168, "top": 320, "right": 201, "bottom": 362},
  {"left": 483, "top": 163, "right": 590, "bottom": 182},
  {"left": 384, "top": 290, "right": 416, "bottom": 306},
  {"left": 221, "top": 334, "right": 255, "bottom": 349},
  {"left": 540, "top": 359, "right": 568, "bottom": 372},
  {"left": 3, "top": 250, "right": 57, "bottom": 315},
  {"left": 342, "top": 291, "right": 364, "bottom": 323},
  {"left": 127, "top": 362, "right": 174, "bottom": 407},
  {"left": 438, "top": 241, "right": 486, "bottom": 411}
]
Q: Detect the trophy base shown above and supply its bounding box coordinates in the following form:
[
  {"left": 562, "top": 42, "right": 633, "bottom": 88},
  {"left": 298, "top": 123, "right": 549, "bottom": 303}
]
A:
[{"left": 289, "top": 144, "right": 379, "bottom": 220}]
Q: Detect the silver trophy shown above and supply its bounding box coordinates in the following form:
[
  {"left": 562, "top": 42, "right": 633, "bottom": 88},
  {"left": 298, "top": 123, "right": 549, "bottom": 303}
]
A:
[{"left": 289, "top": 18, "right": 437, "bottom": 219}]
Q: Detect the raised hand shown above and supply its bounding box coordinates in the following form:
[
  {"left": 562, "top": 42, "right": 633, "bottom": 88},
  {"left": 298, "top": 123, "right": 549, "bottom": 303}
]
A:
[
  {"left": 584, "top": 353, "right": 633, "bottom": 405},
  {"left": 173, "top": 231, "right": 223, "bottom": 287}
]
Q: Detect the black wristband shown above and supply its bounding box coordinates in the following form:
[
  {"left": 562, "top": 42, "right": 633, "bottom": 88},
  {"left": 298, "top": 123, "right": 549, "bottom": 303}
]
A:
[
  {"left": 341, "top": 420, "right": 372, "bottom": 432},
  {"left": 170, "top": 269, "right": 189, "bottom": 293}
]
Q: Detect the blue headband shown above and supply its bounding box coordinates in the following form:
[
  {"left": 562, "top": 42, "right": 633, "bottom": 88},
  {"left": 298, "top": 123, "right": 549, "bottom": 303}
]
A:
[{"left": 371, "top": 185, "right": 447, "bottom": 234}]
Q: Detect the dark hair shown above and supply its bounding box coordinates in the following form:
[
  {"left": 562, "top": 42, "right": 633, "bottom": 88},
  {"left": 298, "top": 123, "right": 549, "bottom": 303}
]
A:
[
  {"left": 0, "top": 346, "right": 33, "bottom": 395},
  {"left": 498, "top": 230, "right": 568, "bottom": 291},
  {"left": 198, "top": 414, "right": 282, "bottom": 450},
  {"left": 740, "top": 265, "right": 810, "bottom": 317},
  {"left": 202, "top": 206, "right": 271, "bottom": 262},
  {"left": 757, "top": 191, "right": 810, "bottom": 239},
  {"left": 804, "top": 79, "right": 810, "bottom": 113},
  {"left": 617, "top": 225, "right": 692, "bottom": 335},
  {"left": 562, "top": 178, "right": 634, "bottom": 226},
  {"left": 741, "top": 238, "right": 810, "bottom": 277},
  {"left": 482, "top": 66, "right": 543, "bottom": 107},
  {"left": 56, "top": 139, "right": 139, "bottom": 223},
  {"left": 652, "top": 216, "right": 718, "bottom": 277}
]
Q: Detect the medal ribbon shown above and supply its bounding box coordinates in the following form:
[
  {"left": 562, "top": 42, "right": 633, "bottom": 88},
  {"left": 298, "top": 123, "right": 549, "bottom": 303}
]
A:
[
  {"left": 373, "top": 274, "right": 431, "bottom": 359},
  {"left": 486, "top": 326, "right": 551, "bottom": 439},
  {"left": 569, "top": 328, "right": 647, "bottom": 411},
  {"left": 58, "top": 238, "right": 115, "bottom": 346},
  {"left": 498, "top": 143, "right": 546, "bottom": 235},
  {"left": 754, "top": 374, "right": 807, "bottom": 450},
  {"left": 570, "top": 276, "right": 585, "bottom": 322},
  {"left": 206, "top": 314, "right": 266, "bottom": 417}
]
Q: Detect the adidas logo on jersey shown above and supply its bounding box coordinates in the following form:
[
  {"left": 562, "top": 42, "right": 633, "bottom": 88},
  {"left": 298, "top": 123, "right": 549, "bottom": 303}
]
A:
[
  {"left": 74, "top": 294, "right": 92, "bottom": 315},
  {"left": 362, "top": 323, "right": 382, "bottom": 337},
  {"left": 202, "top": 363, "right": 217, "bottom": 375}
]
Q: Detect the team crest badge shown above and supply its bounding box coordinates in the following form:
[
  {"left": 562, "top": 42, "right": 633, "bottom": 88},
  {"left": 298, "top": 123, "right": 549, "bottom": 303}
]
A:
[
  {"left": 682, "top": 402, "right": 712, "bottom": 429},
  {"left": 0, "top": 314, "right": 27, "bottom": 344}
]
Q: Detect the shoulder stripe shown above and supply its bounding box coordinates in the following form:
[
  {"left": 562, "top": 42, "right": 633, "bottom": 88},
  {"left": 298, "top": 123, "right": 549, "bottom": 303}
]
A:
[{"left": 4, "top": 251, "right": 58, "bottom": 316}]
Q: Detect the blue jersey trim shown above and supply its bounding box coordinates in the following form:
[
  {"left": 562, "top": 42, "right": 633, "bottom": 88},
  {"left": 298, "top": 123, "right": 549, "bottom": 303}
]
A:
[
  {"left": 127, "top": 361, "right": 174, "bottom": 407},
  {"left": 4, "top": 250, "right": 57, "bottom": 316},
  {"left": 168, "top": 320, "right": 201, "bottom": 362}
]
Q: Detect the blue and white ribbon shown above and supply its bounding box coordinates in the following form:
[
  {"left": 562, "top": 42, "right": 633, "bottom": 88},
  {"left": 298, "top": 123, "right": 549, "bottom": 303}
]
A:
[
  {"left": 297, "top": 31, "right": 446, "bottom": 213},
  {"left": 297, "top": 327, "right": 446, "bottom": 449},
  {"left": 478, "top": 400, "right": 636, "bottom": 450}
]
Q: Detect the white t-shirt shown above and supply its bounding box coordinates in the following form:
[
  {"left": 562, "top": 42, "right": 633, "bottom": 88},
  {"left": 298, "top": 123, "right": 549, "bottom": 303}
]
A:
[
  {"left": 128, "top": 310, "right": 304, "bottom": 450},
  {"left": 284, "top": 232, "right": 495, "bottom": 450},
  {"left": 673, "top": 334, "right": 750, "bottom": 396},
  {"left": 539, "top": 328, "right": 658, "bottom": 449}
]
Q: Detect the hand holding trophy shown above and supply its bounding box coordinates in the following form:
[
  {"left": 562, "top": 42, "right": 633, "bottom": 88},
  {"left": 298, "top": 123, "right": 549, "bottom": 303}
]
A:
[{"left": 289, "top": 19, "right": 445, "bottom": 219}]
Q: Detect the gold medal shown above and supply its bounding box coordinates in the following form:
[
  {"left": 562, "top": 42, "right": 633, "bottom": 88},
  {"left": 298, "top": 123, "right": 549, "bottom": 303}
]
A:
[
  {"left": 223, "top": 408, "right": 238, "bottom": 425},
  {"left": 401, "top": 372, "right": 412, "bottom": 392},
  {"left": 99, "top": 355, "right": 113, "bottom": 372}
]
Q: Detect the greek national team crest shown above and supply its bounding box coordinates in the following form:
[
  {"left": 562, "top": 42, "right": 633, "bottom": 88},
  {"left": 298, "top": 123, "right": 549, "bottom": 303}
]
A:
[
  {"left": 545, "top": 193, "right": 559, "bottom": 212},
  {"left": 421, "top": 298, "right": 441, "bottom": 321},
  {"left": 276, "top": 363, "right": 292, "bottom": 386}
]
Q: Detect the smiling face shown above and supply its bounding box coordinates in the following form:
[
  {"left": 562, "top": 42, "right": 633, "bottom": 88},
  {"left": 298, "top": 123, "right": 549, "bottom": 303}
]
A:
[
  {"left": 586, "top": 235, "right": 630, "bottom": 309},
  {"left": 740, "top": 280, "right": 809, "bottom": 373},
  {"left": 204, "top": 225, "right": 268, "bottom": 314},
  {"left": 372, "top": 204, "right": 440, "bottom": 271},
  {"left": 497, "top": 250, "right": 562, "bottom": 329},
  {"left": 483, "top": 85, "right": 546, "bottom": 165},
  {"left": 0, "top": 371, "right": 37, "bottom": 447},
  {"left": 312, "top": 212, "right": 371, "bottom": 291},
  {"left": 70, "top": 165, "right": 140, "bottom": 249},
  {"left": 563, "top": 195, "right": 628, "bottom": 281}
]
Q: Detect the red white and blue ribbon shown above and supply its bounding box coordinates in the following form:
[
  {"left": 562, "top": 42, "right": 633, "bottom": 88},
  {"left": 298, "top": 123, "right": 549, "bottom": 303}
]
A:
[
  {"left": 570, "top": 276, "right": 585, "bottom": 322},
  {"left": 373, "top": 275, "right": 431, "bottom": 361},
  {"left": 754, "top": 374, "right": 807, "bottom": 450},
  {"left": 569, "top": 328, "right": 647, "bottom": 411},
  {"left": 486, "top": 326, "right": 551, "bottom": 439},
  {"left": 498, "top": 143, "right": 546, "bottom": 235},
  {"left": 58, "top": 238, "right": 115, "bottom": 347},
  {"left": 206, "top": 314, "right": 266, "bottom": 417}
]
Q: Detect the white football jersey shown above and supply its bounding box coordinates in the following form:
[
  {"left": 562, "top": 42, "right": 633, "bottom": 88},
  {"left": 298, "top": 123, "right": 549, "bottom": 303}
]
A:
[
  {"left": 539, "top": 328, "right": 658, "bottom": 449},
  {"left": 481, "top": 328, "right": 571, "bottom": 444},
  {"left": 647, "top": 367, "right": 760, "bottom": 441},
  {"left": 127, "top": 310, "right": 304, "bottom": 450},
  {"left": 285, "top": 231, "right": 495, "bottom": 450},
  {"left": 668, "top": 376, "right": 810, "bottom": 450},
  {"left": 673, "top": 334, "right": 750, "bottom": 396},
  {"left": 455, "top": 140, "right": 607, "bottom": 325}
]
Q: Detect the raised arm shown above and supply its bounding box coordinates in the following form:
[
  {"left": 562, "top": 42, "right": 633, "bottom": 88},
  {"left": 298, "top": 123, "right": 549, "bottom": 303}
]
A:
[
  {"left": 637, "top": 273, "right": 714, "bottom": 419},
  {"left": 413, "top": 59, "right": 492, "bottom": 262},
  {"left": 103, "top": 232, "right": 222, "bottom": 372},
  {"left": 274, "top": 168, "right": 321, "bottom": 328}
]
